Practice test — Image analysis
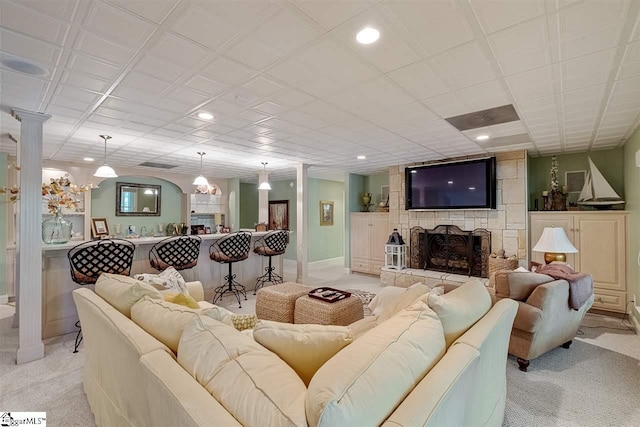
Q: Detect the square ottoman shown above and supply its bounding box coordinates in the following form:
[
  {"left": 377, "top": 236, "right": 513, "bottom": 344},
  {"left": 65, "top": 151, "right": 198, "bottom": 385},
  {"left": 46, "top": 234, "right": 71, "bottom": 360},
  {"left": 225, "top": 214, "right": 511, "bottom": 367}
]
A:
[
  {"left": 255, "top": 282, "right": 311, "bottom": 323},
  {"left": 294, "top": 295, "right": 364, "bottom": 326}
]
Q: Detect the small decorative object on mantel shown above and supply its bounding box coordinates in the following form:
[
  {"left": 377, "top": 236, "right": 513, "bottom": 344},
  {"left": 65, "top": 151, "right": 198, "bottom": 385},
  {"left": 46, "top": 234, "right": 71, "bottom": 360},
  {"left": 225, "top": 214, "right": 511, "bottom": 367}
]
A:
[
  {"left": 361, "top": 192, "right": 373, "bottom": 212},
  {"left": 546, "top": 156, "right": 567, "bottom": 211},
  {"left": 385, "top": 229, "right": 407, "bottom": 269},
  {"left": 577, "top": 157, "right": 625, "bottom": 209}
]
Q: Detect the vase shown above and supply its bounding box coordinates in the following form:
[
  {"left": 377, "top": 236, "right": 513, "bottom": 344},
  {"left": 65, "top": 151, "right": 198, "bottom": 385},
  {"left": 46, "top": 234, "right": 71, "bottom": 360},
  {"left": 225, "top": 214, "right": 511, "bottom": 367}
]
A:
[
  {"left": 362, "top": 193, "right": 371, "bottom": 205},
  {"left": 42, "top": 211, "right": 73, "bottom": 244}
]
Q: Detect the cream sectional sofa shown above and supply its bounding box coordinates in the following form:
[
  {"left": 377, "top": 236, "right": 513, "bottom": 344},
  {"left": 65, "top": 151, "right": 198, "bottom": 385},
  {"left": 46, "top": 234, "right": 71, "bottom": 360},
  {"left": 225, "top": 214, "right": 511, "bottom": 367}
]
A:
[{"left": 73, "top": 275, "right": 517, "bottom": 427}]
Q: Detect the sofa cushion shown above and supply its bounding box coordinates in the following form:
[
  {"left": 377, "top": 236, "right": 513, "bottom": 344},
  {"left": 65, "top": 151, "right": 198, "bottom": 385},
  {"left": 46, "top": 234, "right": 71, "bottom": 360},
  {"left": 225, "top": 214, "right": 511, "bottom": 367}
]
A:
[
  {"left": 428, "top": 279, "right": 491, "bottom": 347},
  {"left": 163, "top": 293, "right": 199, "bottom": 309},
  {"left": 493, "top": 271, "right": 554, "bottom": 301},
  {"left": 377, "top": 283, "right": 431, "bottom": 322},
  {"left": 131, "top": 296, "right": 202, "bottom": 353},
  {"left": 95, "top": 273, "right": 163, "bottom": 318},
  {"left": 253, "top": 320, "right": 353, "bottom": 386},
  {"left": 305, "top": 301, "right": 445, "bottom": 427},
  {"left": 178, "top": 315, "right": 307, "bottom": 427}
]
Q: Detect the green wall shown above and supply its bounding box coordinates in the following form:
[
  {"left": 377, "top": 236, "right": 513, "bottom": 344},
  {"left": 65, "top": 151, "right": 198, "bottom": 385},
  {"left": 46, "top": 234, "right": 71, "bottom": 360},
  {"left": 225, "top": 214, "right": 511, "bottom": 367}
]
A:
[
  {"left": 91, "top": 176, "right": 183, "bottom": 235},
  {"left": 239, "top": 182, "right": 258, "bottom": 229},
  {"left": 0, "top": 153, "right": 7, "bottom": 298},
  {"left": 623, "top": 129, "right": 640, "bottom": 323},
  {"left": 527, "top": 149, "right": 624, "bottom": 210},
  {"left": 307, "top": 178, "right": 344, "bottom": 262},
  {"left": 349, "top": 173, "right": 366, "bottom": 212}
]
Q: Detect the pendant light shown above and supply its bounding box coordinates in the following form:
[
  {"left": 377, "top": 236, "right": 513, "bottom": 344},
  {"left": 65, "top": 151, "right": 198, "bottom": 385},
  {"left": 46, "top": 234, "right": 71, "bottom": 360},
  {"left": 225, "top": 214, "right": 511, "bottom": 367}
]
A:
[
  {"left": 94, "top": 135, "right": 118, "bottom": 178},
  {"left": 258, "top": 162, "right": 271, "bottom": 190},
  {"left": 193, "top": 152, "right": 209, "bottom": 186}
]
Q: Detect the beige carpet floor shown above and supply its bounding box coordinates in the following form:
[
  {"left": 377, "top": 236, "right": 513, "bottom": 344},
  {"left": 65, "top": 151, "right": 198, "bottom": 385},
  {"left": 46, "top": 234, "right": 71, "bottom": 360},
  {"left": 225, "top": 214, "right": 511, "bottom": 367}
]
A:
[{"left": 1, "top": 258, "right": 639, "bottom": 426}]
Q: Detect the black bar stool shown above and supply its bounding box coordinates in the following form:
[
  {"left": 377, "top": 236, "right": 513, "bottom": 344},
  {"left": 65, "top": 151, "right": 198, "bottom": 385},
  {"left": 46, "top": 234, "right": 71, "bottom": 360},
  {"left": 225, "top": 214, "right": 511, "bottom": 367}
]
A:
[
  {"left": 68, "top": 239, "right": 135, "bottom": 352},
  {"left": 209, "top": 231, "right": 251, "bottom": 308},
  {"left": 149, "top": 235, "right": 201, "bottom": 278},
  {"left": 253, "top": 230, "right": 289, "bottom": 294}
]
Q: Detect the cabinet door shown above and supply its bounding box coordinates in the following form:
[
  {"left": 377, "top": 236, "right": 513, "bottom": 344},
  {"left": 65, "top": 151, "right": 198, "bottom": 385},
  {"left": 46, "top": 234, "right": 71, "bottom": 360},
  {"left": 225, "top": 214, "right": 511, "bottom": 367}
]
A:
[
  {"left": 574, "top": 214, "right": 626, "bottom": 292},
  {"left": 350, "top": 214, "right": 371, "bottom": 260},
  {"left": 370, "top": 214, "right": 390, "bottom": 263},
  {"left": 529, "top": 214, "right": 576, "bottom": 266}
]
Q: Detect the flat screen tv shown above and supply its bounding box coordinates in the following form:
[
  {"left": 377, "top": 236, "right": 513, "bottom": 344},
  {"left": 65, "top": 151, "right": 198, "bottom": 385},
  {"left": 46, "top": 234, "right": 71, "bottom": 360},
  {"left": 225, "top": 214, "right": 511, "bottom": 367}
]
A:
[{"left": 405, "top": 157, "right": 496, "bottom": 210}]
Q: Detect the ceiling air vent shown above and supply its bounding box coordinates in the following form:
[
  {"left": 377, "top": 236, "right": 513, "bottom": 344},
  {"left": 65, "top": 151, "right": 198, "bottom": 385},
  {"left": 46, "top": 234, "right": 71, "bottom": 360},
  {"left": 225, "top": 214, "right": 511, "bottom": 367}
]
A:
[
  {"left": 446, "top": 104, "right": 520, "bottom": 131},
  {"left": 138, "top": 161, "right": 177, "bottom": 169}
]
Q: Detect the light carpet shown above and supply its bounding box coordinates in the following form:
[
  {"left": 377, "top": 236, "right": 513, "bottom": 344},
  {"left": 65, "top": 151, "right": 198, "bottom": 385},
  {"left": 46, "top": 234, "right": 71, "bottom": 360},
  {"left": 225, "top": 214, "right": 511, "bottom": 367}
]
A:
[{"left": 1, "top": 260, "right": 639, "bottom": 426}]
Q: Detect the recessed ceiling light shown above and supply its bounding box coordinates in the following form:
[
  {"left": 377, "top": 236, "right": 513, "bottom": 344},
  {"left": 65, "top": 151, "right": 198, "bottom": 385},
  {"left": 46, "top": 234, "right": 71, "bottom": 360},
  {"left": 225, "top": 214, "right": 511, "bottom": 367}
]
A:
[
  {"left": 469, "top": 187, "right": 476, "bottom": 190},
  {"left": 410, "top": 170, "right": 417, "bottom": 174},
  {"left": 83, "top": 157, "right": 94, "bottom": 162},
  {"left": 357, "top": 155, "right": 366, "bottom": 160},
  {"left": 447, "top": 181, "right": 453, "bottom": 184},
  {"left": 197, "top": 112, "right": 214, "bottom": 120},
  {"left": 356, "top": 27, "right": 380, "bottom": 44},
  {"left": 475, "top": 135, "right": 490, "bottom": 141},
  {"left": 0, "top": 57, "right": 48, "bottom": 76}
]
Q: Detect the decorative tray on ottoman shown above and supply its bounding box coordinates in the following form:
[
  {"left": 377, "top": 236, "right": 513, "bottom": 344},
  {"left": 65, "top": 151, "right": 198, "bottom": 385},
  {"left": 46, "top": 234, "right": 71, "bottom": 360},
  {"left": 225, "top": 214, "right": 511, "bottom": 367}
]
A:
[{"left": 308, "top": 287, "right": 351, "bottom": 303}]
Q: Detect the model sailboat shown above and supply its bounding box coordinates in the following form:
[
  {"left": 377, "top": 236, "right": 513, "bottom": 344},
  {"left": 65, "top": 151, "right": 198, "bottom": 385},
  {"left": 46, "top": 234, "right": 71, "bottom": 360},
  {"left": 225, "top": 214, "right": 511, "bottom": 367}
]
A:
[{"left": 577, "top": 158, "right": 624, "bottom": 207}]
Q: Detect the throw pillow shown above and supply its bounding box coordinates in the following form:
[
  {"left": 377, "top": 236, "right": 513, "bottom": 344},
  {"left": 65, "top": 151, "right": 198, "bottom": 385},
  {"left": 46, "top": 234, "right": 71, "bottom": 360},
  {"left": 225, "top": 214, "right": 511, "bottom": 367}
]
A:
[
  {"left": 95, "top": 273, "right": 163, "bottom": 318},
  {"left": 231, "top": 314, "right": 258, "bottom": 331},
  {"left": 427, "top": 279, "right": 491, "bottom": 347},
  {"left": 377, "top": 283, "right": 431, "bottom": 322},
  {"left": 253, "top": 320, "right": 353, "bottom": 386},
  {"left": 163, "top": 293, "right": 199, "bottom": 309},
  {"left": 178, "top": 315, "right": 307, "bottom": 427},
  {"left": 134, "top": 266, "right": 188, "bottom": 294}
]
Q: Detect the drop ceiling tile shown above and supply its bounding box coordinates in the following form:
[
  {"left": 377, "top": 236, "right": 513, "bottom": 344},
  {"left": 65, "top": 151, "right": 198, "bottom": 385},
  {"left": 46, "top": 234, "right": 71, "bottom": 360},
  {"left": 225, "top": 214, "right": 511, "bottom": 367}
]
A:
[
  {"left": 17, "top": 0, "right": 77, "bottom": 22},
  {"left": 50, "top": 95, "right": 94, "bottom": 112},
  {"left": 61, "top": 70, "right": 110, "bottom": 92},
  {"left": 497, "top": 47, "right": 552, "bottom": 76},
  {"left": 183, "top": 75, "right": 228, "bottom": 96},
  {"left": 386, "top": 0, "right": 475, "bottom": 55},
  {"left": 559, "top": 25, "right": 623, "bottom": 61},
  {"left": 332, "top": 6, "right": 421, "bottom": 73},
  {"left": 224, "top": 36, "right": 283, "bottom": 70},
  {"left": 558, "top": 0, "right": 629, "bottom": 40},
  {"left": 388, "top": 60, "right": 451, "bottom": 100},
  {"left": 1, "top": 70, "right": 48, "bottom": 91},
  {"left": 422, "top": 92, "right": 468, "bottom": 118},
  {"left": 487, "top": 17, "right": 548, "bottom": 58},
  {"left": 47, "top": 104, "right": 85, "bottom": 119},
  {"left": 201, "top": 56, "right": 256, "bottom": 86},
  {"left": 171, "top": 3, "right": 238, "bottom": 50},
  {"left": 68, "top": 53, "right": 122, "bottom": 80},
  {"left": 254, "top": 101, "right": 288, "bottom": 115},
  {"left": 84, "top": 1, "right": 156, "bottom": 48},
  {"left": 470, "top": 0, "right": 545, "bottom": 34},
  {"left": 135, "top": 55, "right": 189, "bottom": 81},
  {"left": 1, "top": 1, "right": 69, "bottom": 45},
  {"left": 0, "top": 29, "right": 62, "bottom": 65},
  {"left": 111, "top": 86, "right": 157, "bottom": 104},
  {"left": 153, "top": 97, "right": 192, "bottom": 114},
  {"left": 108, "top": 0, "right": 179, "bottom": 24},
  {"left": 220, "top": 89, "right": 261, "bottom": 107},
  {"left": 0, "top": 94, "right": 40, "bottom": 111},
  {"left": 93, "top": 107, "right": 129, "bottom": 119},
  {"left": 75, "top": 30, "right": 136, "bottom": 65},
  {"left": 150, "top": 33, "right": 211, "bottom": 68},
  {"left": 254, "top": 6, "right": 323, "bottom": 55},
  {"left": 506, "top": 65, "right": 554, "bottom": 92},
  {"left": 292, "top": 0, "right": 373, "bottom": 30},
  {"left": 202, "top": 99, "right": 245, "bottom": 116},
  {"left": 168, "top": 87, "right": 210, "bottom": 106},
  {"left": 240, "top": 77, "right": 285, "bottom": 98},
  {"left": 237, "top": 110, "right": 270, "bottom": 123}
]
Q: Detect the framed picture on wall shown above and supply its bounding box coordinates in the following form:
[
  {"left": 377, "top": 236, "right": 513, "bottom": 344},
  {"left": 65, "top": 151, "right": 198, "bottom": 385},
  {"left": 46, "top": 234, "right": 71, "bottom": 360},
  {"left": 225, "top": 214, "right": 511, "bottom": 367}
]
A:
[
  {"left": 268, "top": 200, "right": 289, "bottom": 230},
  {"left": 565, "top": 171, "right": 586, "bottom": 193},
  {"left": 91, "top": 217, "right": 110, "bottom": 238},
  {"left": 320, "top": 201, "right": 334, "bottom": 226}
]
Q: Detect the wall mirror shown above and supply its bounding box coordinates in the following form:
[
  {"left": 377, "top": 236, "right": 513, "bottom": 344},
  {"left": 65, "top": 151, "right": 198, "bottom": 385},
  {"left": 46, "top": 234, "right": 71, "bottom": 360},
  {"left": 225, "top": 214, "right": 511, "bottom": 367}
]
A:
[{"left": 116, "top": 182, "right": 161, "bottom": 216}]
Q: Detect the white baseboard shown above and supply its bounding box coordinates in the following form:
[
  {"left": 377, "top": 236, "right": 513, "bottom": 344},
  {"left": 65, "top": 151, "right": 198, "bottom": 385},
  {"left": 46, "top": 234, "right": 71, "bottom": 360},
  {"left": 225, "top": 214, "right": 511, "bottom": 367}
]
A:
[{"left": 0, "top": 294, "right": 7, "bottom": 305}]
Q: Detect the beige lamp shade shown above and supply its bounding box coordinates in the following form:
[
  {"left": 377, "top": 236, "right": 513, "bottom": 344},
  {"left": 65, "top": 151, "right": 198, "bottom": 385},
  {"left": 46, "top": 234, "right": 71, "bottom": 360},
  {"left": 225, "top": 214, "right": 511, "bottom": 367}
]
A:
[{"left": 532, "top": 227, "right": 577, "bottom": 264}]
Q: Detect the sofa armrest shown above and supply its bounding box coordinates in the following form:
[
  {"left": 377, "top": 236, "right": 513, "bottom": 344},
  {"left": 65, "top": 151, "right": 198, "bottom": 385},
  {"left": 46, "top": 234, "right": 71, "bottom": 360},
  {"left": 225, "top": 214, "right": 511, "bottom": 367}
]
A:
[
  {"left": 525, "top": 280, "right": 569, "bottom": 311},
  {"left": 185, "top": 281, "right": 204, "bottom": 302},
  {"left": 513, "top": 301, "right": 543, "bottom": 333},
  {"left": 493, "top": 271, "right": 554, "bottom": 300}
]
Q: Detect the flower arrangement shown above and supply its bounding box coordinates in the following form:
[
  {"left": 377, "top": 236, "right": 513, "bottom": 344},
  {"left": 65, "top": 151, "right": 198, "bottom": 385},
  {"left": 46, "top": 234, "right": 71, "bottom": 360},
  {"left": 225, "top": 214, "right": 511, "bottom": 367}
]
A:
[
  {"left": 550, "top": 156, "right": 559, "bottom": 191},
  {"left": 41, "top": 175, "right": 94, "bottom": 215}
]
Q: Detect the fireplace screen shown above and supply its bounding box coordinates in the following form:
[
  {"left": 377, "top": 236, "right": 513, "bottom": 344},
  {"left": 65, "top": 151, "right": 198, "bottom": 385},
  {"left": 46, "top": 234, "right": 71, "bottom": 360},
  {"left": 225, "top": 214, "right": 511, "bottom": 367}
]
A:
[{"left": 409, "top": 225, "right": 491, "bottom": 278}]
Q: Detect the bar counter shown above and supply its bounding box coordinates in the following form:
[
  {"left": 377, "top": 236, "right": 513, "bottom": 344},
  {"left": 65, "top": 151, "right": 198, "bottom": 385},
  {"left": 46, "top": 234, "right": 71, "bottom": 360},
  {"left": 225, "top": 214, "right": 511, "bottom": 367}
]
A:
[{"left": 42, "top": 231, "right": 282, "bottom": 338}]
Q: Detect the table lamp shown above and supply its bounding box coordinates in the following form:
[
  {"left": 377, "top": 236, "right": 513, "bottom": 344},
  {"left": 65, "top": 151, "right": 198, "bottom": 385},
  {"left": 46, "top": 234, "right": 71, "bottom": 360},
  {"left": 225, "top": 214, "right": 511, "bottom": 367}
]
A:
[{"left": 532, "top": 227, "right": 577, "bottom": 264}]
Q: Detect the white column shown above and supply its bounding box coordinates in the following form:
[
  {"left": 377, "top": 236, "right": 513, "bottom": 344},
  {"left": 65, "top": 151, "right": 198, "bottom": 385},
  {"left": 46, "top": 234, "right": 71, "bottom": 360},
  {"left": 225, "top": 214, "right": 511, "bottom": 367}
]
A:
[
  {"left": 258, "top": 170, "right": 269, "bottom": 224},
  {"left": 296, "top": 164, "right": 309, "bottom": 283},
  {"left": 12, "top": 108, "right": 51, "bottom": 364}
]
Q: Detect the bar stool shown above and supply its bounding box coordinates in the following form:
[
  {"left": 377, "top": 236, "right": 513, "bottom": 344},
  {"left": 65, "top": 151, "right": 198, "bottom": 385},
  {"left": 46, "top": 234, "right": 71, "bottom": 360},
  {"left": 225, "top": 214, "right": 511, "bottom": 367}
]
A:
[
  {"left": 253, "top": 230, "right": 289, "bottom": 294},
  {"left": 209, "top": 231, "right": 252, "bottom": 308},
  {"left": 68, "top": 239, "right": 135, "bottom": 353},
  {"left": 149, "top": 235, "right": 201, "bottom": 279}
]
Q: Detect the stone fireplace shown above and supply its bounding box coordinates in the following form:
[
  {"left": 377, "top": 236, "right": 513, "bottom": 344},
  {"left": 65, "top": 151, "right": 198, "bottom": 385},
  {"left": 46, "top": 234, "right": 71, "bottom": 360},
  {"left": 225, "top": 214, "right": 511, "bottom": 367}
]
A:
[{"left": 410, "top": 225, "right": 491, "bottom": 278}]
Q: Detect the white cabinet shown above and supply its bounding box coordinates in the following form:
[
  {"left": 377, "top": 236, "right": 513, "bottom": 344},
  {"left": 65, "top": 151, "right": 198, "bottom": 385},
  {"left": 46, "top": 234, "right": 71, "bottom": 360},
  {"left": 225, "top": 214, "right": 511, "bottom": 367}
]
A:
[
  {"left": 350, "top": 213, "right": 390, "bottom": 276},
  {"left": 190, "top": 194, "right": 223, "bottom": 214},
  {"left": 529, "top": 211, "right": 628, "bottom": 313}
]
